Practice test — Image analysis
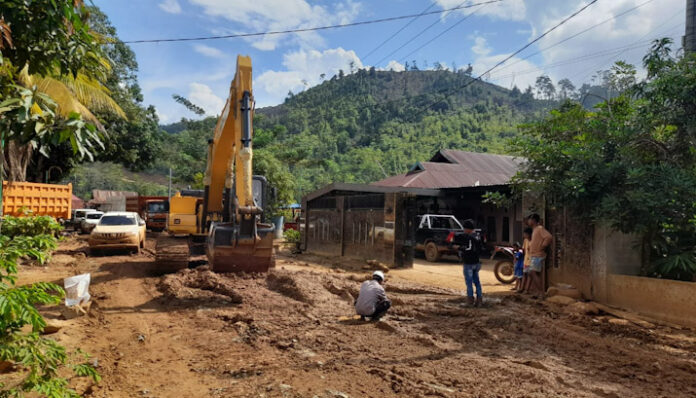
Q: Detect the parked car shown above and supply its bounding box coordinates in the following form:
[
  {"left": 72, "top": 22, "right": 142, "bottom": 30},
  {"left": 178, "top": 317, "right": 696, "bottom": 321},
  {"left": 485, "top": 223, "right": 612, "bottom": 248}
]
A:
[
  {"left": 415, "top": 214, "right": 465, "bottom": 262},
  {"left": 69, "top": 208, "right": 98, "bottom": 231},
  {"left": 88, "top": 211, "right": 146, "bottom": 254},
  {"left": 79, "top": 211, "right": 104, "bottom": 234}
]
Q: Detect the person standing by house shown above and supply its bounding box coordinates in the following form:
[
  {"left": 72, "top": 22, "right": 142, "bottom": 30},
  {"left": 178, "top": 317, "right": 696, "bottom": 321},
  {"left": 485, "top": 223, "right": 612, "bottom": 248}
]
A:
[
  {"left": 512, "top": 242, "right": 524, "bottom": 292},
  {"left": 521, "top": 227, "right": 533, "bottom": 293},
  {"left": 458, "top": 219, "right": 484, "bottom": 306},
  {"left": 527, "top": 214, "right": 553, "bottom": 297}
]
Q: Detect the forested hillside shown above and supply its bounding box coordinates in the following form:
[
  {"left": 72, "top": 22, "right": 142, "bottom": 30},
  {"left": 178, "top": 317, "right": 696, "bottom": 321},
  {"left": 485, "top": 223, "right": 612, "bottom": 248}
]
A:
[{"left": 154, "top": 68, "right": 554, "bottom": 201}]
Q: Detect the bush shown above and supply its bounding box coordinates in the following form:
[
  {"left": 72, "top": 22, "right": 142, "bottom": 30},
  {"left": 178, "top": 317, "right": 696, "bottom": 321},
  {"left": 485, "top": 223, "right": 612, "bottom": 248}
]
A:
[
  {"left": 284, "top": 229, "right": 301, "bottom": 244},
  {"left": 2, "top": 214, "right": 63, "bottom": 238},
  {"left": 0, "top": 226, "right": 99, "bottom": 395}
]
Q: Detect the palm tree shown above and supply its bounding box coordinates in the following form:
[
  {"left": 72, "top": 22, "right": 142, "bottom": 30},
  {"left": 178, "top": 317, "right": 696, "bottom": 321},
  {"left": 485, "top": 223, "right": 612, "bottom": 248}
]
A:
[{"left": 18, "top": 65, "right": 125, "bottom": 123}]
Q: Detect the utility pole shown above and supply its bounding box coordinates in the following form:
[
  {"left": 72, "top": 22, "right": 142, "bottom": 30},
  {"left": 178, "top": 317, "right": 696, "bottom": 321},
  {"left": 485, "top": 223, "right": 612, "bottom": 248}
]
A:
[
  {"left": 168, "top": 167, "right": 172, "bottom": 198},
  {"left": 686, "top": 0, "right": 696, "bottom": 53}
]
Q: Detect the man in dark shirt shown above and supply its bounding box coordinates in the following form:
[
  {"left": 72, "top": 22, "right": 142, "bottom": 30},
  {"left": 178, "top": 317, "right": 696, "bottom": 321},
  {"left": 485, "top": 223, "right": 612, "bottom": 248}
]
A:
[{"left": 458, "top": 219, "right": 483, "bottom": 307}]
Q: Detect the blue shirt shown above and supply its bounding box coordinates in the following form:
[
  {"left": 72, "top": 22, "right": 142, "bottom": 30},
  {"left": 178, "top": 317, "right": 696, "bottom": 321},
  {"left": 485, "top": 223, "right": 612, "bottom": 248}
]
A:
[{"left": 514, "top": 250, "right": 524, "bottom": 267}]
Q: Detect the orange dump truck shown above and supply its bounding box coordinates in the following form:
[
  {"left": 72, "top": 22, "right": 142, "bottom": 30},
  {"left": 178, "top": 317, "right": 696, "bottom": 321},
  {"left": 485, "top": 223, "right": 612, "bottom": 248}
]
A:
[
  {"left": 125, "top": 195, "right": 169, "bottom": 231},
  {"left": 2, "top": 181, "right": 72, "bottom": 220}
]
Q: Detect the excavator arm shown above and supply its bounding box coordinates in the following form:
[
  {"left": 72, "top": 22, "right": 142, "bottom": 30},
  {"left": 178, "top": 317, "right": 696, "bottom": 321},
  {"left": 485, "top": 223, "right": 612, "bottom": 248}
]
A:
[{"left": 202, "top": 55, "right": 275, "bottom": 272}]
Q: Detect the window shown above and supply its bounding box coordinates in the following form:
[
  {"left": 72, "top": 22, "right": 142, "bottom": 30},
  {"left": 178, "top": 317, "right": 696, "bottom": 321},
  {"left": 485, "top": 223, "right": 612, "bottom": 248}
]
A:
[
  {"left": 86, "top": 213, "right": 103, "bottom": 220},
  {"left": 99, "top": 216, "right": 137, "bottom": 226},
  {"left": 502, "top": 217, "right": 510, "bottom": 242},
  {"left": 147, "top": 202, "right": 168, "bottom": 213},
  {"left": 429, "top": 216, "right": 464, "bottom": 230}
]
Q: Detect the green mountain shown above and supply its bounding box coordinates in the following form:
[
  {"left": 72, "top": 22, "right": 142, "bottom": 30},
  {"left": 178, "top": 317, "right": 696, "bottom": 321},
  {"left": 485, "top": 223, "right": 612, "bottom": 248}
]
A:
[{"left": 157, "top": 69, "right": 554, "bottom": 202}]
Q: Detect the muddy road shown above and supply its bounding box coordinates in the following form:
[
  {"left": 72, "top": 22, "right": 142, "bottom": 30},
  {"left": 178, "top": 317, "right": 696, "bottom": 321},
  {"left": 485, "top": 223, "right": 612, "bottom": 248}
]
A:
[{"left": 12, "top": 236, "right": 696, "bottom": 397}]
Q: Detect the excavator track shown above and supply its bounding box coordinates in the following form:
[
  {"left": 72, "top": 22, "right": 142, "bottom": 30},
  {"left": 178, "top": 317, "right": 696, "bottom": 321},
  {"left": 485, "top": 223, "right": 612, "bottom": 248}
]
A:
[{"left": 155, "top": 234, "right": 190, "bottom": 274}]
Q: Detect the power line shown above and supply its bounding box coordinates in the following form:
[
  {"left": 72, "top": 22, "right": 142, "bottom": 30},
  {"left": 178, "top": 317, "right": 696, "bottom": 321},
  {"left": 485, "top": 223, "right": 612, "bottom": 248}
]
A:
[
  {"left": 410, "top": 0, "right": 600, "bottom": 118},
  {"left": 575, "top": 8, "right": 685, "bottom": 83},
  {"left": 362, "top": 1, "right": 438, "bottom": 61},
  {"left": 123, "top": 0, "right": 503, "bottom": 44},
  {"left": 373, "top": 0, "right": 479, "bottom": 67},
  {"left": 485, "top": 26, "right": 684, "bottom": 83},
  {"left": 495, "top": 0, "right": 658, "bottom": 74},
  {"left": 398, "top": 4, "right": 486, "bottom": 64}
]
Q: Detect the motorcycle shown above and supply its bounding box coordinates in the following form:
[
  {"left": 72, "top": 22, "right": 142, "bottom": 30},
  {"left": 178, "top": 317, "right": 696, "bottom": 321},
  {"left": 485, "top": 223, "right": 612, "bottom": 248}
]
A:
[{"left": 491, "top": 245, "right": 517, "bottom": 284}]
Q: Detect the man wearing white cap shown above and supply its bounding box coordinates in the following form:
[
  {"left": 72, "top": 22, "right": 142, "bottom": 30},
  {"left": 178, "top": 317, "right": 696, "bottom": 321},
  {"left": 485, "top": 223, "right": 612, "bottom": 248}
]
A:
[{"left": 355, "top": 270, "right": 391, "bottom": 321}]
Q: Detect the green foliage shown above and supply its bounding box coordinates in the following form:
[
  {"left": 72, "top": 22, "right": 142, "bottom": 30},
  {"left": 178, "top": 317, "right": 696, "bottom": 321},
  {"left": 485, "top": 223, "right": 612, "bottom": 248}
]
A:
[
  {"left": 0, "top": 0, "right": 101, "bottom": 77},
  {"left": 0, "top": 233, "right": 99, "bottom": 396},
  {"left": 508, "top": 40, "right": 696, "bottom": 281},
  {"left": 172, "top": 94, "right": 205, "bottom": 116},
  {"left": 0, "top": 0, "right": 110, "bottom": 182},
  {"left": 1, "top": 215, "right": 63, "bottom": 238},
  {"left": 157, "top": 69, "right": 552, "bottom": 201},
  {"left": 284, "top": 229, "right": 301, "bottom": 244}
]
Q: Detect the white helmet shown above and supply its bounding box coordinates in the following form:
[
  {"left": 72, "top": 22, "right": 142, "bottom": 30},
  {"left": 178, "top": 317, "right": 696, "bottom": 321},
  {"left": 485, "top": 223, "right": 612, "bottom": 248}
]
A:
[{"left": 372, "top": 270, "right": 385, "bottom": 282}]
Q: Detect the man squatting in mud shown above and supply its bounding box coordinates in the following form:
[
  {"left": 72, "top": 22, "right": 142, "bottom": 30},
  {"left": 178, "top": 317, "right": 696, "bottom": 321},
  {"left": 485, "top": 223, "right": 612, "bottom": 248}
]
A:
[{"left": 355, "top": 270, "right": 391, "bottom": 321}]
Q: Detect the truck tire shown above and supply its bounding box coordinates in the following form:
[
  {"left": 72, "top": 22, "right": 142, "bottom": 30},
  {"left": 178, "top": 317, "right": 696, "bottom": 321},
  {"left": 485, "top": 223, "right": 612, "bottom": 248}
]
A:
[{"left": 424, "top": 242, "right": 441, "bottom": 262}]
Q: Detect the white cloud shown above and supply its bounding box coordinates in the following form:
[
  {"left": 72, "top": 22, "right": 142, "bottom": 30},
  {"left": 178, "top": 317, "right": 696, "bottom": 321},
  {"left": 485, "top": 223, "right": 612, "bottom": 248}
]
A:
[
  {"left": 158, "top": 0, "right": 182, "bottom": 14},
  {"left": 383, "top": 60, "right": 405, "bottom": 72},
  {"left": 194, "top": 44, "right": 225, "bottom": 58},
  {"left": 434, "top": 0, "right": 526, "bottom": 21},
  {"left": 463, "top": 0, "right": 684, "bottom": 88},
  {"left": 255, "top": 47, "right": 362, "bottom": 105},
  {"left": 188, "top": 83, "right": 225, "bottom": 116},
  {"left": 471, "top": 36, "right": 491, "bottom": 56},
  {"left": 155, "top": 109, "right": 171, "bottom": 124},
  {"left": 189, "top": 0, "right": 361, "bottom": 50}
]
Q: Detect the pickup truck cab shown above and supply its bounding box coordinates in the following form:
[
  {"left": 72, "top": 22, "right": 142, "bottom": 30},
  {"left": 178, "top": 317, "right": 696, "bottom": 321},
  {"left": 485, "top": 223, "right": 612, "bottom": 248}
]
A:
[
  {"left": 69, "top": 208, "right": 98, "bottom": 232},
  {"left": 80, "top": 211, "right": 104, "bottom": 234},
  {"left": 88, "top": 211, "right": 146, "bottom": 254},
  {"left": 415, "top": 214, "right": 465, "bottom": 262}
]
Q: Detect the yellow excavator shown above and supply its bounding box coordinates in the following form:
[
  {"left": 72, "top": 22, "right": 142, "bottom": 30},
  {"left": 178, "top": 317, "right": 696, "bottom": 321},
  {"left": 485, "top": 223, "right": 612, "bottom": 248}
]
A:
[{"left": 156, "top": 55, "right": 275, "bottom": 273}]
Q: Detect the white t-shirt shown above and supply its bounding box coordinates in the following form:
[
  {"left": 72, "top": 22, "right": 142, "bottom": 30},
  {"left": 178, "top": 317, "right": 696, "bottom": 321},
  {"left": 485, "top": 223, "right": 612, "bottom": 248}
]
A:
[{"left": 355, "top": 280, "right": 386, "bottom": 316}]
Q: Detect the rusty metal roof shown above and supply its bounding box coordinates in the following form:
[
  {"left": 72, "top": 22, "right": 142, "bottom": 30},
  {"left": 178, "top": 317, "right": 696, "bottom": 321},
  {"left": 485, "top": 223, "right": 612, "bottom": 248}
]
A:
[
  {"left": 90, "top": 189, "right": 138, "bottom": 204},
  {"left": 372, "top": 150, "right": 524, "bottom": 189}
]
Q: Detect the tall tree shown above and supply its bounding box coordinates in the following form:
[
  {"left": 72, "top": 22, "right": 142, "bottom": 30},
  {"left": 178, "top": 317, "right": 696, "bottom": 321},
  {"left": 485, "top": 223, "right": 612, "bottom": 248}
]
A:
[
  {"left": 557, "top": 78, "right": 576, "bottom": 99},
  {"left": 534, "top": 75, "right": 556, "bottom": 100},
  {"left": 0, "top": 1, "right": 122, "bottom": 181},
  {"left": 508, "top": 41, "right": 696, "bottom": 280}
]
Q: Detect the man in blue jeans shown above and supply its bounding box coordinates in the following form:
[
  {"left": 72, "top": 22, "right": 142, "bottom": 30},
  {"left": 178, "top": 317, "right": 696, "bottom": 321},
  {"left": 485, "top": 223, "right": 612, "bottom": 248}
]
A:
[{"left": 458, "top": 219, "right": 484, "bottom": 307}]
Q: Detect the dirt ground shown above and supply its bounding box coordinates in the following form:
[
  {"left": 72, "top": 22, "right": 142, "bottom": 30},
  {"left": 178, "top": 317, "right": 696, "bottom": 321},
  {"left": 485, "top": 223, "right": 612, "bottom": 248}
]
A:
[{"left": 8, "top": 235, "right": 696, "bottom": 398}]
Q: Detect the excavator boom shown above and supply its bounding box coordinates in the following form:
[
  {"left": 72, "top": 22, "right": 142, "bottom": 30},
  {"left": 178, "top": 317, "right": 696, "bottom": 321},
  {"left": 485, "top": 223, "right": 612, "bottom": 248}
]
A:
[
  {"left": 203, "top": 55, "right": 274, "bottom": 273},
  {"left": 155, "top": 55, "right": 274, "bottom": 274}
]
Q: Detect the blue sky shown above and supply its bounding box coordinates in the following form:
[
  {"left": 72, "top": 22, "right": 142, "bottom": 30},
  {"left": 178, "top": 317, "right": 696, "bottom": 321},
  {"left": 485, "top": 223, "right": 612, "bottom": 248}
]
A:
[{"left": 92, "top": 0, "right": 687, "bottom": 123}]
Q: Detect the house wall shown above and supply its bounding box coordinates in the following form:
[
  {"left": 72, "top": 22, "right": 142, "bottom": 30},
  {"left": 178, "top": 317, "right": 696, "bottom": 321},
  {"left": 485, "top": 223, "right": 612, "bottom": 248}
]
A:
[
  {"left": 605, "top": 274, "right": 696, "bottom": 328},
  {"left": 304, "top": 192, "right": 415, "bottom": 267},
  {"left": 548, "top": 222, "right": 696, "bottom": 328}
]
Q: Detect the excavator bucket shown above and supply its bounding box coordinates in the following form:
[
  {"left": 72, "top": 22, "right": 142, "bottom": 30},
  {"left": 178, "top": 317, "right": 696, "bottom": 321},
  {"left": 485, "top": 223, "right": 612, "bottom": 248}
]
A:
[{"left": 207, "top": 221, "right": 275, "bottom": 273}]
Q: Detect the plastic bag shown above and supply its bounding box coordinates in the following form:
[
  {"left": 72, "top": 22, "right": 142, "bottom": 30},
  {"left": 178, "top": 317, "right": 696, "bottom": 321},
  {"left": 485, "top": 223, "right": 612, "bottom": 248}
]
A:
[{"left": 64, "top": 273, "right": 91, "bottom": 306}]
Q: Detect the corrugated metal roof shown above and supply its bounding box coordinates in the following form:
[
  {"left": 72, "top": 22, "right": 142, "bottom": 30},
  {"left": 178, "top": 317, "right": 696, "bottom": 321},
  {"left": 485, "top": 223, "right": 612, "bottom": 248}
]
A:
[
  {"left": 90, "top": 190, "right": 138, "bottom": 204},
  {"left": 372, "top": 150, "right": 524, "bottom": 189}
]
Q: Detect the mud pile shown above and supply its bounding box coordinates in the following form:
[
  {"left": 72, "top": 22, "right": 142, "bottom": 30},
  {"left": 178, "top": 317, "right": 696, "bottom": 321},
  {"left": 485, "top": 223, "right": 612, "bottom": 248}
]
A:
[{"left": 158, "top": 266, "right": 243, "bottom": 303}]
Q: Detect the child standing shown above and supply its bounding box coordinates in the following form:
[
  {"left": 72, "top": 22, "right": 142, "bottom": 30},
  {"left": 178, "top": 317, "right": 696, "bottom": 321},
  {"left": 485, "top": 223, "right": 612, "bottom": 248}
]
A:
[
  {"left": 513, "top": 242, "right": 524, "bottom": 291},
  {"left": 521, "top": 227, "right": 533, "bottom": 294}
]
